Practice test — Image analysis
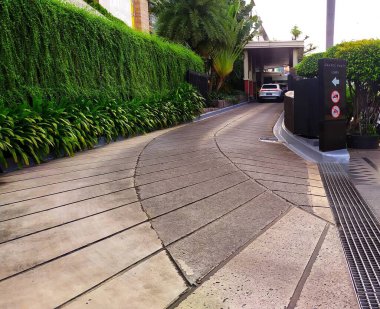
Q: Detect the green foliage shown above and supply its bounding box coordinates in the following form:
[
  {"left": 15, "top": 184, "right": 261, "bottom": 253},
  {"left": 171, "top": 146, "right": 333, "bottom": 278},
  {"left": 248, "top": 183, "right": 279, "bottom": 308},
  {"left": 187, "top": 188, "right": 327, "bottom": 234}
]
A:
[
  {"left": 0, "top": 84, "right": 205, "bottom": 168},
  {"left": 0, "top": 0, "right": 203, "bottom": 106},
  {"left": 295, "top": 52, "right": 325, "bottom": 78},
  {"left": 291, "top": 25, "right": 302, "bottom": 40},
  {"left": 156, "top": 0, "right": 228, "bottom": 57},
  {"left": 213, "top": 0, "right": 259, "bottom": 91}
]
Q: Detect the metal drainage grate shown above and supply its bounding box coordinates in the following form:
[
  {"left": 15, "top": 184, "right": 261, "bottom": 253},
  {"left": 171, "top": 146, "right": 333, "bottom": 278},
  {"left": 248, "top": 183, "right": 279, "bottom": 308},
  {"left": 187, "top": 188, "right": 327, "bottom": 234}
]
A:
[{"left": 319, "top": 163, "right": 380, "bottom": 309}]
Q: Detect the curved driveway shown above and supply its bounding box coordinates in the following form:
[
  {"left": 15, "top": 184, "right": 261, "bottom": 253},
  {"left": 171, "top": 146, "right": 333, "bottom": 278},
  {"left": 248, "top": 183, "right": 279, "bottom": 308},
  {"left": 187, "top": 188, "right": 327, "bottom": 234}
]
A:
[{"left": 0, "top": 103, "right": 357, "bottom": 308}]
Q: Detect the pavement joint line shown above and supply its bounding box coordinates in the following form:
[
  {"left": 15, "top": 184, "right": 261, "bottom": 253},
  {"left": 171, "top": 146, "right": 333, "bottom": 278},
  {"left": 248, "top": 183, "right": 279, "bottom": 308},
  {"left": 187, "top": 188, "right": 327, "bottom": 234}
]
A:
[
  {"left": 298, "top": 204, "right": 331, "bottom": 209},
  {"left": 0, "top": 166, "right": 136, "bottom": 195},
  {"left": 1, "top": 152, "right": 140, "bottom": 177},
  {"left": 253, "top": 178, "right": 325, "bottom": 189},
  {"left": 0, "top": 200, "right": 140, "bottom": 245},
  {"left": 224, "top": 149, "right": 304, "bottom": 162},
  {"left": 139, "top": 146, "right": 218, "bottom": 162},
  {"left": 295, "top": 205, "right": 336, "bottom": 226},
  {"left": 0, "top": 176, "right": 135, "bottom": 208},
  {"left": 211, "top": 107, "right": 331, "bottom": 219},
  {"left": 0, "top": 186, "right": 136, "bottom": 223},
  {"left": 231, "top": 156, "right": 314, "bottom": 172},
  {"left": 136, "top": 155, "right": 226, "bottom": 176},
  {"left": 132, "top": 127, "right": 195, "bottom": 289},
  {"left": 212, "top": 109, "right": 272, "bottom": 194},
  {"left": 232, "top": 160, "right": 319, "bottom": 175},
  {"left": 0, "top": 159, "right": 138, "bottom": 183},
  {"left": 363, "top": 157, "right": 380, "bottom": 173},
  {"left": 242, "top": 168, "right": 318, "bottom": 181},
  {"left": 137, "top": 150, "right": 220, "bottom": 168},
  {"left": 228, "top": 152, "right": 312, "bottom": 169},
  {"left": 286, "top": 223, "right": 330, "bottom": 309},
  {"left": 135, "top": 162, "right": 234, "bottom": 187},
  {"left": 161, "top": 185, "right": 266, "bottom": 248},
  {"left": 167, "top": 204, "right": 295, "bottom": 309},
  {"left": 138, "top": 170, "right": 240, "bottom": 202},
  {"left": 145, "top": 178, "right": 251, "bottom": 221},
  {"left": 0, "top": 219, "right": 150, "bottom": 283},
  {"left": 56, "top": 248, "right": 165, "bottom": 308},
  {"left": 255, "top": 182, "right": 327, "bottom": 197}
]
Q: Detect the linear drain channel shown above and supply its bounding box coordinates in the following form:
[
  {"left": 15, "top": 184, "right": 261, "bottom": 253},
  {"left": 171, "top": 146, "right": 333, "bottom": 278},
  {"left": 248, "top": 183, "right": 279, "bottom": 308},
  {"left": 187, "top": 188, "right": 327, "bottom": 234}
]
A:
[{"left": 319, "top": 163, "right": 380, "bottom": 309}]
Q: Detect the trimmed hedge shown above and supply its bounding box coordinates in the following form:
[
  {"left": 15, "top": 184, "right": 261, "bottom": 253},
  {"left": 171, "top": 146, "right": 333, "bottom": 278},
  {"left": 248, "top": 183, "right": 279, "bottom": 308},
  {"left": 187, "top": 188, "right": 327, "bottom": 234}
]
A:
[
  {"left": 0, "top": 83, "right": 205, "bottom": 169},
  {"left": 0, "top": 0, "right": 203, "bottom": 105},
  {"left": 295, "top": 52, "right": 325, "bottom": 78}
]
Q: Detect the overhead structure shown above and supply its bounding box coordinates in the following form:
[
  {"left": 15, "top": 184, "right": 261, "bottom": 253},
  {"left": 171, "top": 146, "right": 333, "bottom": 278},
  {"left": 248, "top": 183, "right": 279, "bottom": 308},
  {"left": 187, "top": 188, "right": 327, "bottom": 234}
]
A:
[{"left": 243, "top": 40, "right": 304, "bottom": 98}]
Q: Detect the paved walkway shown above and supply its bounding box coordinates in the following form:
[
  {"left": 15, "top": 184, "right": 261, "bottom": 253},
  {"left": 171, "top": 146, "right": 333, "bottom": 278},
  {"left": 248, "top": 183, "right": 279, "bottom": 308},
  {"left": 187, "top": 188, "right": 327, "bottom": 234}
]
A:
[{"left": 0, "top": 103, "right": 357, "bottom": 308}]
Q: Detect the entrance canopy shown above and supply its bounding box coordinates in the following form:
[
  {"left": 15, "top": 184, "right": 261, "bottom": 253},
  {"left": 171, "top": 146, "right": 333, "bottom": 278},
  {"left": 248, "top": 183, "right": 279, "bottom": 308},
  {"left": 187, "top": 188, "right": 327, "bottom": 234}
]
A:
[{"left": 243, "top": 40, "right": 304, "bottom": 97}]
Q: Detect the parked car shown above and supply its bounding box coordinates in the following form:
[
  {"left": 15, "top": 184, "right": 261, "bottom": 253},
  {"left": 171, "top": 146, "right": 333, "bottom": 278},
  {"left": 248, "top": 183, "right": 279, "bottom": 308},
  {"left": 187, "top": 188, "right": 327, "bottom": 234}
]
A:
[{"left": 258, "top": 84, "right": 284, "bottom": 102}]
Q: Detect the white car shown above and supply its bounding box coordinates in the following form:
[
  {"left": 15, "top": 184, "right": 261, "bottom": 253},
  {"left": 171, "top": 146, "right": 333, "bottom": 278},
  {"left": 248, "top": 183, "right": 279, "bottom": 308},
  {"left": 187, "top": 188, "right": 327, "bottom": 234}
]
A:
[{"left": 258, "top": 84, "right": 284, "bottom": 102}]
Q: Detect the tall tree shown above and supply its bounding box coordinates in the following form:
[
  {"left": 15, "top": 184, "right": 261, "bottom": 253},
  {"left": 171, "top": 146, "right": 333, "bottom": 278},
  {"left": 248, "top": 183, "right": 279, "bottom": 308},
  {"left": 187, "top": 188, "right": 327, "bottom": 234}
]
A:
[
  {"left": 213, "top": 0, "right": 260, "bottom": 91},
  {"left": 155, "top": 0, "right": 228, "bottom": 57},
  {"left": 291, "top": 25, "right": 302, "bottom": 40}
]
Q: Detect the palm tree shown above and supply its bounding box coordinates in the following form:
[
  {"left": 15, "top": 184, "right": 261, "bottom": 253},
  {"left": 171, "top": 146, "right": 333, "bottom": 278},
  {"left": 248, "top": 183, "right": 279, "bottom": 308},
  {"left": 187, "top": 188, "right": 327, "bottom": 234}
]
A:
[
  {"left": 213, "top": 0, "right": 260, "bottom": 91},
  {"left": 155, "top": 0, "right": 228, "bottom": 58},
  {"left": 291, "top": 25, "right": 302, "bottom": 40}
]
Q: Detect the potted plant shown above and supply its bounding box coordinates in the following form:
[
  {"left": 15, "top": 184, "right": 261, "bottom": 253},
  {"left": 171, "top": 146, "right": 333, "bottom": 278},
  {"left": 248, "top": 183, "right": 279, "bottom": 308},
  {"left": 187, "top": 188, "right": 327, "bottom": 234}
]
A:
[{"left": 326, "top": 40, "right": 380, "bottom": 149}]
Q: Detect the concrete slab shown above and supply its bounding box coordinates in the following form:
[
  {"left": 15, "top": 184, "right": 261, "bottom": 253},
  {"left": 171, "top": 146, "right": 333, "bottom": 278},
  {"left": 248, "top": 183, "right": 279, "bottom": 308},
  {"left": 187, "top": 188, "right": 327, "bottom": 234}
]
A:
[
  {"left": 142, "top": 171, "right": 247, "bottom": 218},
  {"left": 1, "top": 158, "right": 137, "bottom": 182},
  {"left": 258, "top": 180, "right": 326, "bottom": 196},
  {"left": 0, "top": 203, "right": 147, "bottom": 279},
  {"left": 65, "top": 251, "right": 188, "bottom": 309},
  {"left": 177, "top": 208, "right": 326, "bottom": 309},
  {"left": 151, "top": 180, "right": 264, "bottom": 245},
  {"left": 0, "top": 223, "right": 162, "bottom": 309},
  {"left": 275, "top": 191, "right": 329, "bottom": 208},
  {"left": 245, "top": 171, "right": 323, "bottom": 187},
  {"left": 168, "top": 192, "right": 290, "bottom": 283},
  {"left": 0, "top": 170, "right": 134, "bottom": 206},
  {"left": 0, "top": 165, "right": 135, "bottom": 193},
  {"left": 136, "top": 153, "right": 224, "bottom": 175},
  {"left": 0, "top": 188, "right": 138, "bottom": 242},
  {"left": 0, "top": 178, "right": 135, "bottom": 221},
  {"left": 295, "top": 226, "right": 357, "bottom": 308},
  {"left": 135, "top": 158, "right": 228, "bottom": 186},
  {"left": 138, "top": 163, "right": 235, "bottom": 200}
]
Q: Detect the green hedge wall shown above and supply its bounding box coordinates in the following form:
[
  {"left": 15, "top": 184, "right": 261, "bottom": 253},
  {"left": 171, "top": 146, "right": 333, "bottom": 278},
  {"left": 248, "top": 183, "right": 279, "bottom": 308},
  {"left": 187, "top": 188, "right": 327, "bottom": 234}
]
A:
[{"left": 0, "top": 0, "right": 203, "bottom": 106}]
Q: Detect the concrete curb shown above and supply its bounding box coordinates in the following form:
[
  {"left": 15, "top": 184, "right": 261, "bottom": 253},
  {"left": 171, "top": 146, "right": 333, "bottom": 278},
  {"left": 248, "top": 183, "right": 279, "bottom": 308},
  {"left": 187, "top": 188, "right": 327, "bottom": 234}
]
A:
[
  {"left": 273, "top": 112, "right": 350, "bottom": 163},
  {"left": 195, "top": 101, "right": 249, "bottom": 122}
]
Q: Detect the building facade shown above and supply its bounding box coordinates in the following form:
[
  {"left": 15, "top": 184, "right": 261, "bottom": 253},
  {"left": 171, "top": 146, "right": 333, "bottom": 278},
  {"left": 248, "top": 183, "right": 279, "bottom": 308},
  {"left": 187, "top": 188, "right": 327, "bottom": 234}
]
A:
[{"left": 66, "top": 0, "right": 150, "bottom": 32}]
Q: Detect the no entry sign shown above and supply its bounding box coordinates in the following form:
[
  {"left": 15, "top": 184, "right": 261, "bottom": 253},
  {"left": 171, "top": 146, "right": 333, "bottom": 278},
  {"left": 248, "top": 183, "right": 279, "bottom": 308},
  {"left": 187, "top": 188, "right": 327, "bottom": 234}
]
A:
[
  {"left": 331, "top": 90, "right": 340, "bottom": 104},
  {"left": 331, "top": 105, "right": 340, "bottom": 118}
]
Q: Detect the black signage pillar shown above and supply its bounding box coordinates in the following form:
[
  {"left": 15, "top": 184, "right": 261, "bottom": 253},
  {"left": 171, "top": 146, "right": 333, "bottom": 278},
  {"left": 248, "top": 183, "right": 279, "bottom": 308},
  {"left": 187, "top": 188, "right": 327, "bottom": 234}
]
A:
[{"left": 318, "top": 58, "right": 347, "bottom": 152}]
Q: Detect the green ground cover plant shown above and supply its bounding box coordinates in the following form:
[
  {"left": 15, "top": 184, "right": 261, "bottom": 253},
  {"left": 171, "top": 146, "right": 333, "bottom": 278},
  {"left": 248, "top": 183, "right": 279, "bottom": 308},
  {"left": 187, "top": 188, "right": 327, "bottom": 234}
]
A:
[
  {"left": 0, "top": 84, "right": 205, "bottom": 168},
  {"left": 0, "top": 0, "right": 203, "bottom": 105}
]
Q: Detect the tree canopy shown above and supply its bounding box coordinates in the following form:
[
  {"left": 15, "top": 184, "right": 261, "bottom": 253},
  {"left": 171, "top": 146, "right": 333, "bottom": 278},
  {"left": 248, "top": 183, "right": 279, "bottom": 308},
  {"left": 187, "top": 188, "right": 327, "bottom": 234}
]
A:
[{"left": 155, "top": 0, "right": 229, "bottom": 57}]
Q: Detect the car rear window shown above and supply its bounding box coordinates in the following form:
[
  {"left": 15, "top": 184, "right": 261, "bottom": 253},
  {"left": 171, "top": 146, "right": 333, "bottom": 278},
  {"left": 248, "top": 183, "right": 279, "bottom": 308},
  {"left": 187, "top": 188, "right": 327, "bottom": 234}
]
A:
[{"left": 262, "top": 85, "right": 278, "bottom": 89}]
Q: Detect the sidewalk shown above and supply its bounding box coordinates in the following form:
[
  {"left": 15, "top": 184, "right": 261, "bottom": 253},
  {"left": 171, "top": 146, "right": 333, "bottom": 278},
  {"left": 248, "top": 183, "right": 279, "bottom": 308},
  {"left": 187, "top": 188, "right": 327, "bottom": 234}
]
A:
[{"left": 0, "top": 103, "right": 357, "bottom": 308}]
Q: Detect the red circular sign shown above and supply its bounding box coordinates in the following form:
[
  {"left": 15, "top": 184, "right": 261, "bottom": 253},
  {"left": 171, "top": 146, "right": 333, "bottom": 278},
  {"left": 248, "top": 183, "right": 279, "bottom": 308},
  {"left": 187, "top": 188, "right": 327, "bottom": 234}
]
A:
[
  {"left": 331, "top": 90, "right": 340, "bottom": 104},
  {"left": 331, "top": 105, "right": 341, "bottom": 118}
]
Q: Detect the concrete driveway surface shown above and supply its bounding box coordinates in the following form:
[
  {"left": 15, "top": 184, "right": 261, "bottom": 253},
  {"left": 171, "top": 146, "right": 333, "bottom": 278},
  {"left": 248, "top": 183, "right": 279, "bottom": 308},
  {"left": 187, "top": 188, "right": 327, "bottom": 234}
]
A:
[{"left": 0, "top": 103, "right": 357, "bottom": 308}]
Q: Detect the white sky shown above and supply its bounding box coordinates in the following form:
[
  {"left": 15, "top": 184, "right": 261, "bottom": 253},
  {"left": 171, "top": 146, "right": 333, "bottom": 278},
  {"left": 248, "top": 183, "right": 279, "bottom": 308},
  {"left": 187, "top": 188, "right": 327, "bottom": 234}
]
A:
[{"left": 253, "top": 0, "right": 380, "bottom": 52}]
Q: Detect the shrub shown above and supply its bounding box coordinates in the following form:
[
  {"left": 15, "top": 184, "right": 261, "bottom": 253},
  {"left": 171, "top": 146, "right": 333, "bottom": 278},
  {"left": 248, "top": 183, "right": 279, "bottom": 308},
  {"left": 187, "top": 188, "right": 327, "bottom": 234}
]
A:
[
  {"left": 0, "top": 0, "right": 203, "bottom": 106},
  {"left": 295, "top": 52, "right": 325, "bottom": 78},
  {"left": 0, "top": 84, "right": 205, "bottom": 169}
]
